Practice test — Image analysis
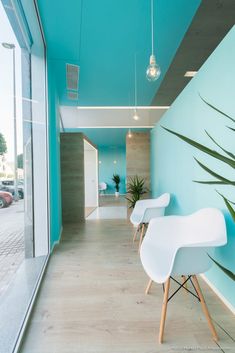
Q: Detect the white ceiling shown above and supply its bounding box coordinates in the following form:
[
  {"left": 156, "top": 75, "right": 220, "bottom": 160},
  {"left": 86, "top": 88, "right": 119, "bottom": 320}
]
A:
[{"left": 60, "top": 106, "right": 168, "bottom": 129}]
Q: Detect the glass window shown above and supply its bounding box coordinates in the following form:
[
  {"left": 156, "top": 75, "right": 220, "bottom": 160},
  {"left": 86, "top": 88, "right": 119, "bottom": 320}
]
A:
[{"left": 0, "top": 0, "right": 49, "bottom": 350}]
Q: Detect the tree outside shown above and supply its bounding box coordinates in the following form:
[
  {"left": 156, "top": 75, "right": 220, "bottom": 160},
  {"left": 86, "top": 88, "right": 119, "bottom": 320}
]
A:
[
  {"left": 0, "top": 133, "right": 7, "bottom": 155},
  {"left": 17, "top": 153, "right": 23, "bottom": 169}
]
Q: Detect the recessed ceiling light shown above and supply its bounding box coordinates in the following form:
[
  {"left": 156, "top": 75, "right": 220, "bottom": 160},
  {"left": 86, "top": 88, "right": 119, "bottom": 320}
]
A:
[{"left": 184, "top": 71, "right": 197, "bottom": 77}]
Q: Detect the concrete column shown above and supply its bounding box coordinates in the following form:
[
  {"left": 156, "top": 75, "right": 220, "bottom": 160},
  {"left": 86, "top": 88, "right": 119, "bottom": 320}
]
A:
[
  {"left": 126, "top": 132, "right": 150, "bottom": 191},
  {"left": 60, "top": 133, "right": 85, "bottom": 223}
]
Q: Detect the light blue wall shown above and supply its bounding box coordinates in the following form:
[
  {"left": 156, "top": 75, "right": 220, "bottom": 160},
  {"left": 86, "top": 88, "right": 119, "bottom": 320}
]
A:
[
  {"left": 151, "top": 27, "right": 235, "bottom": 308},
  {"left": 98, "top": 146, "right": 126, "bottom": 194}
]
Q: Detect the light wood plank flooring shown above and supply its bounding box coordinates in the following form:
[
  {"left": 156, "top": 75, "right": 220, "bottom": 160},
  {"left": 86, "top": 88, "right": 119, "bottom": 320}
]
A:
[
  {"left": 20, "top": 219, "right": 235, "bottom": 353},
  {"left": 99, "top": 195, "right": 127, "bottom": 207},
  {"left": 85, "top": 207, "right": 97, "bottom": 218}
]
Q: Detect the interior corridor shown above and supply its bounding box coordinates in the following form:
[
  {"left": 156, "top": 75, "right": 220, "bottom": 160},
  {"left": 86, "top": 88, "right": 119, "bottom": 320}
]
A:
[{"left": 20, "top": 216, "right": 235, "bottom": 353}]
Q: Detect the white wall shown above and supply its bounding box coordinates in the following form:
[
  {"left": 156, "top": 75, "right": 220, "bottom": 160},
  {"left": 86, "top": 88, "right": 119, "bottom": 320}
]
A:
[{"left": 84, "top": 141, "right": 98, "bottom": 208}]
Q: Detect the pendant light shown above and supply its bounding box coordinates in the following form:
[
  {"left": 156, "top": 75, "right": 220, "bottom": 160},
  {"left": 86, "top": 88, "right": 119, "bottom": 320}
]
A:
[
  {"left": 146, "top": 0, "right": 161, "bottom": 82},
  {"left": 133, "top": 54, "right": 139, "bottom": 120},
  {"left": 128, "top": 128, "right": 132, "bottom": 138}
]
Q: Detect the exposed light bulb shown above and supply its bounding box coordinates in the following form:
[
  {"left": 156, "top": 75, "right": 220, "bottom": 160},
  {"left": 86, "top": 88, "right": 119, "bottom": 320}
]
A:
[
  {"left": 113, "top": 160, "right": 117, "bottom": 164},
  {"left": 128, "top": 129, "right": 132, "bottom": 138},
  {"left": 146, "top": 54, "right": 161, "bottom": 82},
  {"left": 133, "top": 110, "right": 139, "bottom": 121}
]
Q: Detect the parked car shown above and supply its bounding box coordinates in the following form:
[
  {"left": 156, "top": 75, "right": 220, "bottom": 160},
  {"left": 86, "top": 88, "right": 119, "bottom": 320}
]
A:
[
  {"left": 0, "top": 180, "right": 24, "bottom": 199},
  {"left": 0, "top": 191, "right": 13, "bottom": 208}
]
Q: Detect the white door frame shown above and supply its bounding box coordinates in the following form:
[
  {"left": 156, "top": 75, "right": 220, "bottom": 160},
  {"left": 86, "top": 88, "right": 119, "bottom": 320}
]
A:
[{"left": 84, "top": 138, "right": 98, "bottom": 209}]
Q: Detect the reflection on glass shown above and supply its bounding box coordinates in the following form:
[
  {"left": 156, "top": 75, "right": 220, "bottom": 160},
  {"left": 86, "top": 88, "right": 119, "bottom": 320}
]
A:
[{"left": 0, "top": 0, "right": 31, "bottom": 297}]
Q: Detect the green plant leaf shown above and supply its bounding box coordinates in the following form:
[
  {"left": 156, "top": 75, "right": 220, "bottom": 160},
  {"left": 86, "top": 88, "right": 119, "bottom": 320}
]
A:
[
  {"left": 227, "top": 126, "right": 235, "bottom": 132},
  {"left": 216, "top": 191, "right": 235, "bottom": 222},
  {"left": 205, "top": 131, "right": 235, "bottom": 160},
  {"left": 162, "top": 126, "right": 235, "bottom": 169},
  {"left": 208, "top": 255, "right": 235, "bottom": 281},
  {"left": 163, "top": 95, "right": 235, "bottom": 283},
  {"left": 194, "top": 180, "right": 230, "bottom": 185},
  {"left": 199, "top": 94, "right": 235, "bottom": 123},
  {"left": 216, "top": 190, "right": 235, "bottom": 205},
  {"left": 194, "top": 158, "right": 235, "bottom": 185},
  {"left": 126, "top": 175, "right": 147, "bottom": 208}
]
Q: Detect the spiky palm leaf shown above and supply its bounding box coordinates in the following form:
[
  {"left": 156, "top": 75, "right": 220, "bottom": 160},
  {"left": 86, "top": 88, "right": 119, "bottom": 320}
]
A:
[
  {"left": 162, "top": 95, "right": 235, "bottom": 280},
  {"left": 126, "top": 175, "right": 147, "bottom": 208}
]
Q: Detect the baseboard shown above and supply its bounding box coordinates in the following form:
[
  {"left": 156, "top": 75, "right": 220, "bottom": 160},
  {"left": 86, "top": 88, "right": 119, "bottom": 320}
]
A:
[{"left": 200, "top": 274, "right": 235, "bottom": 315}]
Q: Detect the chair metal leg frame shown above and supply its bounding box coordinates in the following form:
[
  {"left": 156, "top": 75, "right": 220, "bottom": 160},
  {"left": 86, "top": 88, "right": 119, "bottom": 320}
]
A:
[
  {"left": 146, "top": 275, "right": 195, "bottom": 297},
  {"left": 138, "top": 223, "right": 146, "bottom": 253},
  {"left": 181, "top": 275, "right": 188, "bottom": 292},
  {"left": 133, "top": 225, "right": 140, "bottom": 243},
  {"left": 158, "top": 275, "right": 218, "bottom": 344},
  {"left": 169, "top": 276, "right": 200, "bottom": 302}
]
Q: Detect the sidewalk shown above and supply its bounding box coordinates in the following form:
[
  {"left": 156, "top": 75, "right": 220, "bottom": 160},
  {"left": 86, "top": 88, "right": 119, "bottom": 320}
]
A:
[{"left": 0, "top": 200, "right": 24, "bottom": 297}]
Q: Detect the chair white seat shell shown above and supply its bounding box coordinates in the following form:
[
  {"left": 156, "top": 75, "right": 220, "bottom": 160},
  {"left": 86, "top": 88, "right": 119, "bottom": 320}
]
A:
[
  {"left": 98, "top": 182, "right": 107, "bottom": 193},
  {"left": 140, "top": 208, "right": 227, "bottom": 344},
  {"left": 140, "top": 208, "right": 227, "bottom": 284},
  {"left": 130, "top": 193, "right": 170, "bottom": 250},
  {"left": 130, "top": 193, "right": 170, "bottom": 227}
]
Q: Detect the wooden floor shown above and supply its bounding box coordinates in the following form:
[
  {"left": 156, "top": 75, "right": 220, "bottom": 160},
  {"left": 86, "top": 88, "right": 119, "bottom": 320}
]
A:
[
  {"left": 99, "top": 194, "right": 127, "bottom": 207},
  {"left": 20, "top": 217, "right": 235, "bottom": 353},
  {"left": 85, "top": 207, "right": 97, "bottom": 218}
]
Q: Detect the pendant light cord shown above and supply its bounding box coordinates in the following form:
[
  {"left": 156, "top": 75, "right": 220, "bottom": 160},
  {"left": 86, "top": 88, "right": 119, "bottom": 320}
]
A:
[{"left": 151, "top": 0, "right": 154, "bottom": 55}]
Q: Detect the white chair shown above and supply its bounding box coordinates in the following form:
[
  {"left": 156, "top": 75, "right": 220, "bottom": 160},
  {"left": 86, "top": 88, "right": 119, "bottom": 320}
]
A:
[
  {"left": 130, "top": 193, "right": 170, "bottom": 251},
  {"left": 98, "top": 182, "right": 107, "bottom": 194},
  {"left": 140, "top": 208, "right": 227, "bottom": 344}
]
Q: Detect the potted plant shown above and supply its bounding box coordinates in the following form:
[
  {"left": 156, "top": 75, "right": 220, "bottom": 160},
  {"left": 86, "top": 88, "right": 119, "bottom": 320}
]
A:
[
  {"left": 126, "top": 175, "right": 148, "bottom": 208},
  {"left": 112, "top": 174, "right": 121, "bottom": 197}
]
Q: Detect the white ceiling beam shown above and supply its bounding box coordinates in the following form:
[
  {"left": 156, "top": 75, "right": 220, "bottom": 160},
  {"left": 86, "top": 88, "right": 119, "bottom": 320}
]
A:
[{"left": 60, "top": 106, "right": 168, "bottom": 129}]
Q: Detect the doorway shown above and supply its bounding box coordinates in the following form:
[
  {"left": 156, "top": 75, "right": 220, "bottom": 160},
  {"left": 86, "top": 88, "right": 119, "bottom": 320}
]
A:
[{"left": 84, "top": 139, "right": 98, "bottom": 217}]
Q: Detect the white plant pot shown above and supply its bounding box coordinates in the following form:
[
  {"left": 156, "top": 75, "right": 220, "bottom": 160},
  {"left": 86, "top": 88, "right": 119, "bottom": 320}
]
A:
[{"left": 115, "top": 192, "right": 119, "bottom": 197}]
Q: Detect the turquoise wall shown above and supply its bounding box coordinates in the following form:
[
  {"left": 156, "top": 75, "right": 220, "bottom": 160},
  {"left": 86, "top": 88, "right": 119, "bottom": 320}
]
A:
[
  {"left": 98, "top": 146, "right": 126, "bottom": 194},
  {"left": 151, "top": 27, "right": 235, "bottom": 309},
  {"left": 48, "top": 60, "right": 62, "bottom": 249}
]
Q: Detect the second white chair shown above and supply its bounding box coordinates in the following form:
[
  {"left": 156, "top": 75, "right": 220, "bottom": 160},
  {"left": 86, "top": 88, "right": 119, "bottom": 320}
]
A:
[{"left": 130, "top": 193, "right": 170, "bottom": 251}]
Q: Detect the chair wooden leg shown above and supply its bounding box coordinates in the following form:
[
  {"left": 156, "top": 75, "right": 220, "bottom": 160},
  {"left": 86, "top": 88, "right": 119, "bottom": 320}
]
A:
[
  {"left": 192, "top": 275, "right": 218, "bottom": 342},
  {"left": 145, "top": 278, "right": 153, "bottom": 295},
  {"left": 159, "top": 278, "right": 170, "bottom": 344},
  {"left": 138, "top": 224, "right": 145, "bottom": 253},
  {"left": 133, "top": 226, "right": 139, "bottom": 243}
]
